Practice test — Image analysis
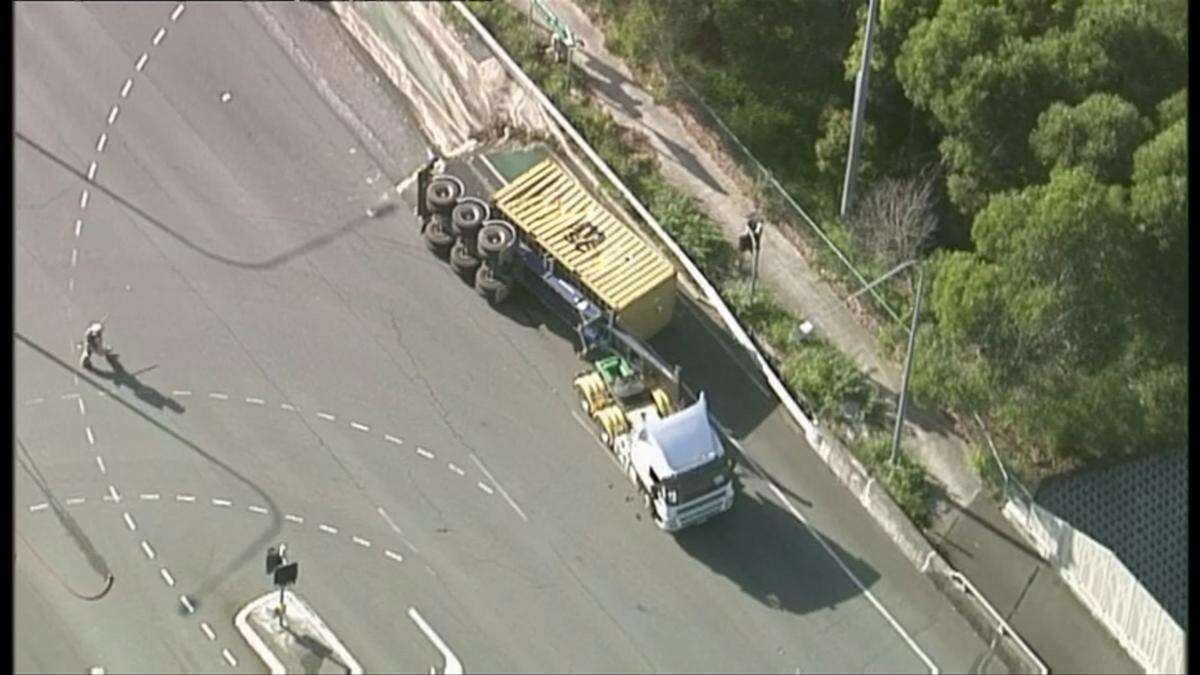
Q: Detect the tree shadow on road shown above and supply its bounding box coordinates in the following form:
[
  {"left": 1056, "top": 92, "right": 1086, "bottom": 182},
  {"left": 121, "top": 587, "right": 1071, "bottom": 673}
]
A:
[
  {"left": 650, "top": 127, "right": 727, "bottom": 196},
  {"left": 673, "top": 483, "right": 879, "bottom": 614},
  {"left": 282, "top": 625, "right": 351, "bottom": 675},
  {"left": 89, "top": 353, "right": 185, "bottom": 414}
]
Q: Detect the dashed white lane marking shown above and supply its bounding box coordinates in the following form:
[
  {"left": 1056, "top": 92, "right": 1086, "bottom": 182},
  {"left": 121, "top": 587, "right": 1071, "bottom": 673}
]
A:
[
  {"left": 96, "top": 456, "right": 107, "bottom": 474},
  {"left": 68, "top": 278, "right": 75, "bottom": 293},
  {"left": 159, "top": 568, "right": 175, "bottom": 587},
  {"left": 316, "top": 412, "right": 336, "bottom": 421},
  {"left": 447, "top": 463, "right": 465, "bottom": 476},
  {"left": 179, "top": 595, "right": 195, "bottom": 615},
  {"left": 469, "top": 452, "right": 529, "bottom": 522},
  {"left": 74, "top": 219, "right": 82, "bottom": 238},
  {"left": 173, "top": 390, "right": 192, "bottom": 397},
  {"left": 416, "top": 448, "right": 434, "bottom": 460},
  {"left": 211, "top": 498, "right": 232, "bottom": 507},
  {"left": 200, "top": 622, "right": 216, "bottom": 641},
  {"left": 284, "top": 514, "right": 304, "bottom": 524},
  {"left": 71, "top": 248, "right": 78, "bottom": 267},
  {"left": 28, "top": 503, "right": 48, "bottom": 512},
  {"left": 120, "top": 78, "right": 133, "bottom": 98},
  {"left": 107, "top": 105, "right": 119, "bottom": 124},
  {"left": 318, "top": 524, "right": 338, "bottom": 535},
  {"left": 62, "top": 392, "right": 81, "bottom": 400},
  {"left": 24, "top": 397, "right": 44, "bottom": 406},
  {"left": 107, "top": 485, "right": 122, "bottom": 503},
  {"left": 352, "top": 536, "right": 371, "bottom": 548},
  {"left": 87, "top": 161, "right": 97, "bottom": 181},
  {"left": 222, "top": 648, "right": 237, "bottom": 668},
  {"left": 79, "top": 189, "right": 90, "bottom": 209},
  {"left": 153, "top": 27, "right": 167, "bottom": 45},
  {"left": 245, "top": 397, "right": 265, "bottom": 405},
  {"left": 385, "top": 549, "right": 404, "bottom": 563},
  {"left": 139, "top": 493, "right": 160, "bottom": 501},
  {"left": 78, "top": 398, "right": 86, "bottom": 415},
  {"left": 384, "top": 434, "right": 403, "bottom": 446},
  {"left": 140, "top": 540, "right": 156, "bottom": 560},
  {"left": 350, "top": 421, "right": 370, "bottom": 432},
  {"left": 176, "top": 494, "right": 196, "bottom": 502},
  {"left": 281, "top": 403, "right": 297, "bottom": 411},
  {"left": 85, "top": 427, "right": 95, "bottom": 445},
  {"left": 123, "top": 512, "right": 137, "bottom": 531},
  {"left": 171, "top": 3, "right": 186, "bottom": 22},
  {"left": 247, "top": 505, "right": 268, "bottom": 515},
  {"left": 208, "top": 392, "right": 229, "bottom": 400},
  {"left": 135, "top": 52, "right": 148, "bottom": 71},
  {"left": 96, "top": 132, "right": 108, "bottom": 153},
  {"left": 476, "top": 482, "right": 494, "bottom": 495},
  {"left": 66, "top": 497, "right": 86, "bottom": 506}
]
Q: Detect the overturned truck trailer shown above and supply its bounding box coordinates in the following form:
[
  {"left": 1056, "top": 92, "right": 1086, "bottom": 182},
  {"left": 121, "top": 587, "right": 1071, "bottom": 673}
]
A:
[{"left": 417, "top": 155, "right": 734, "bottom": 531}]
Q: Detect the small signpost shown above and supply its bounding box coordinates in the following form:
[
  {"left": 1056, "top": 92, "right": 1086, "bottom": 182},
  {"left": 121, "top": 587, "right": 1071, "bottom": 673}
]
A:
[
  {"left": 266, "top": 544, "right": 299, "bottom": 627},
  {"left": 529, "top": 0, "right": 579, "bottom": 71},
  {"left": 738, "top": 215, "right": 766, "bottom": 297}
]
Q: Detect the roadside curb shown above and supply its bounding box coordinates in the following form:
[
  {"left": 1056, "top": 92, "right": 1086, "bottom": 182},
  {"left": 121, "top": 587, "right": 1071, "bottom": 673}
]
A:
[
  {"left": 234, "top": 590, "right": 364, "bottom": 675},
  {"left": 331, "top": 2, "right": 1047, "bottom": 673}
]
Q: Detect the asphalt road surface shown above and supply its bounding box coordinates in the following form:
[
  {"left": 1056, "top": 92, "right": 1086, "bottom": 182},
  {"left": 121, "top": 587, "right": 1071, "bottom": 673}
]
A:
[{"left": 15, "top": 2, "right": 996, "bottom": 673}]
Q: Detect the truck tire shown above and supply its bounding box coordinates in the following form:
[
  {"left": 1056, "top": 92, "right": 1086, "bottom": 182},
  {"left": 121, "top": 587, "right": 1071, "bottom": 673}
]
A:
[
  {"left": 477, "top": 221, "right": 517, "bottom": 259},
  {"left": 451, "top": 198, "right": 489, "bottom": 238},
  {"left": 474, "top": 263, "right": 512, "bottom": 306},
  {"left": 449, "top": 238, "right": 481, "bottom": 279},
  {"left": 423, "top": 216, "right": 454, "bottom": 257},
  {"left": 426, "top": 176, "right": 462, "bottom": 212}
]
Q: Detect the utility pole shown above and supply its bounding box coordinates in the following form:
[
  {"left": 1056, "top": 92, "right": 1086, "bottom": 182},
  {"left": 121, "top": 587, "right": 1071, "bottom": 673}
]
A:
[
  {"left": 840, "top": 0, "right": 880, "bottom": 218},
  {"left": 889, "top": 265, "right": 923, "bottom": 467}
]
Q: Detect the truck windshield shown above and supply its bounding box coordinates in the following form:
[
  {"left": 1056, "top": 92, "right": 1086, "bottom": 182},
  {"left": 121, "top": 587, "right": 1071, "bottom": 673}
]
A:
[{"left": 662, "top": 456, "right": 730, "bottom": 504}]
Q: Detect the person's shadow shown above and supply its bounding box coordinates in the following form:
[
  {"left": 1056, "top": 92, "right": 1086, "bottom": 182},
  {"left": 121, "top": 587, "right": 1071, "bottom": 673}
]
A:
[{"left": 91, "top": 353, "right": 185, "bottom": 414}]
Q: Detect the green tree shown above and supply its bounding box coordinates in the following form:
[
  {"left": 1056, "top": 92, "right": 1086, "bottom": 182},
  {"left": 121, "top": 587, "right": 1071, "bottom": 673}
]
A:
[{"left": 1029, "top": 93, "right": 1150, "bottom": 184}]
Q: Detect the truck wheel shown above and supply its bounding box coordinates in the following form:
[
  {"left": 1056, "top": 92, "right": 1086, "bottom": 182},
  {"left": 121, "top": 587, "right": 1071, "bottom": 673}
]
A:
[
  {"left": 477, "top": 221, "right": 516, "bottom": 256},
  {"left": 451, "top": 198, "right": 489, "bottom": 238},
  {"left": 426, "top": 176, "right": 462, "bottom": 211},
  {"left": 474, "top": 263, "right": 512, "bottom": 306},
  {"left": 423, "top": 217, "right": 454, "bottom": 257},
  {"left": 449, "top": 239, "right": 481, "bottom": 279}
]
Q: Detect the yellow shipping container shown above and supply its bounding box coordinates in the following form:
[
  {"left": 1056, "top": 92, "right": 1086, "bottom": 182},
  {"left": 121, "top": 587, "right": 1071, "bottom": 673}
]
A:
[{"left": 491, "top": 158, "right": 676, "bottom": 339}]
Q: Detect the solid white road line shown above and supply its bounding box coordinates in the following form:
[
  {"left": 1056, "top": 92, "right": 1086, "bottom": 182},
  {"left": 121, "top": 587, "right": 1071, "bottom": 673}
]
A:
[
  {"left": 408, "top": 608, "right": 463, "bottom": 675},
  {"left": 201, "top": 622, "right": 216, "bottom": 641},
  {"left": 141, "top": 540, "right": 156, "bottom": 560},
  {"left": 469, "top": 452, "right": 529, "bottom": 522},
  {"left": 160, "top": 568, "right": 175, "bottom": 587},
  {"left": 384, "top": 434, "right": 403, "bottom": 446},
  {"left": 123, "top": 512, "right": 137, "bottom": 531}
]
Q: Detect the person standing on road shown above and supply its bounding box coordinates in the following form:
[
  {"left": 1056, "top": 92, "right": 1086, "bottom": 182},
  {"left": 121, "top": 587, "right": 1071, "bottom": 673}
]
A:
[{"left": 80, "top": 321, "right": 106, "bottom": 370}]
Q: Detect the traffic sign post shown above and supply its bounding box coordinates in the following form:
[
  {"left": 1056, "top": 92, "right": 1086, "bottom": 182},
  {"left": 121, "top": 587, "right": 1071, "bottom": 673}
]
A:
[{"left": 265, "top": 544, "right": 299, "bottom": 628}]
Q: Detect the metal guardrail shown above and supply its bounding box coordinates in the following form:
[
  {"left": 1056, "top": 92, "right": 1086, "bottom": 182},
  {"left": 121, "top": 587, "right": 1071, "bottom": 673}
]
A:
[{"left": 949, "top": 570, "right": 1050, "bottom": 675}]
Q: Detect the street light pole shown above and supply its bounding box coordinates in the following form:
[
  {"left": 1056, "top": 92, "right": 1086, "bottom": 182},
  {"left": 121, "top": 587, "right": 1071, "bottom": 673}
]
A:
[
  {"left": 889, "top": 265, "right": 924, "bottom": 467},
  {"left": 840, "top": 0, "right": 880, "bottom": 218}
]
